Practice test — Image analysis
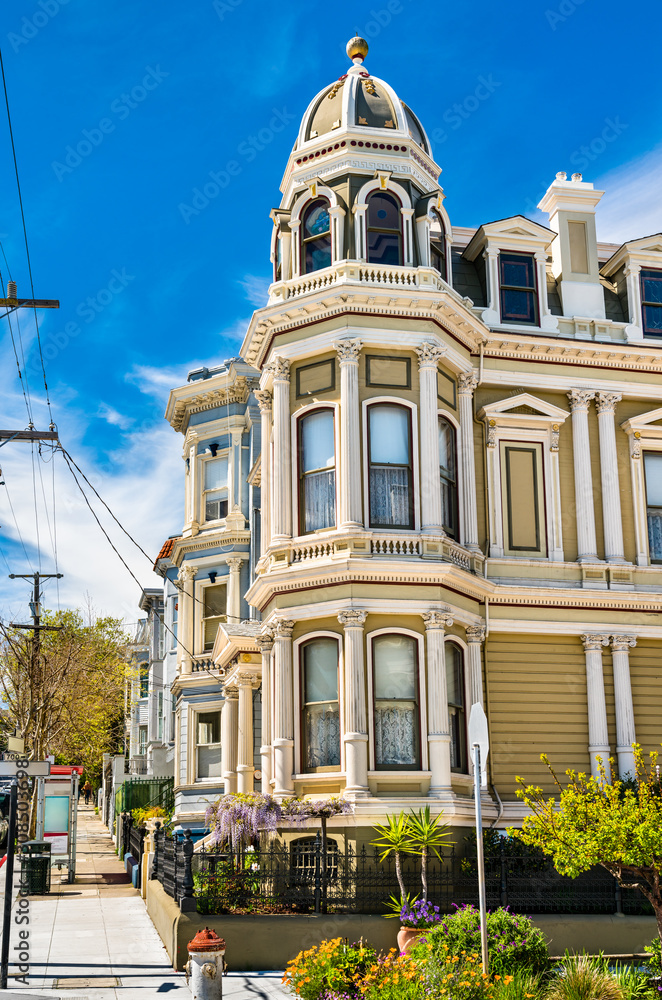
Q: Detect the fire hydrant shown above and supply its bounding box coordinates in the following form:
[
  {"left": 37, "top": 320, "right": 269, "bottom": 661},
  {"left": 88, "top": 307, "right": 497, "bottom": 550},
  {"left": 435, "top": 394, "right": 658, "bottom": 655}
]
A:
[{"left": 185, "top": 927, "right": 226, "bottom": 1000}]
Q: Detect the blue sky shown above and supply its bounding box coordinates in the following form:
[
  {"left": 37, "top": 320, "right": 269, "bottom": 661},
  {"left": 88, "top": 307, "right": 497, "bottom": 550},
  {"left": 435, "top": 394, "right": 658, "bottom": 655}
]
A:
[{"left": 1, "top": 0, "right": 661, "bottom": 621}]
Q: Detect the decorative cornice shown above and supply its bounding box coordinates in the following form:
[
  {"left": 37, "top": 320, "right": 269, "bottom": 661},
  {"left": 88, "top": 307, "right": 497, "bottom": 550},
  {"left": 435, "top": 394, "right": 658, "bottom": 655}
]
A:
[
  {"left": 334, "top": 338, "right": 362, "bottom": 363},
  {"left": 465, "top": 624, "right": 486, "bottom": 643},
  {"left": 169, "top": 376, "right": 257, "bottom": 432},
  {"left": 567, "top": 389, "right": 596, "bottom": 412},
  {"left": 415, "top": 341, "right": 446, "bottom": 369},
  {"left": 610, "top": 634, "right": 637, "bottom": 651},
  {"left": 421, "top": 610, "right": 454, "bottom": 630},
  {"left": 338, "top": 609, "right": 368, "bottom": 627},
  {"left": 481, "top": 339, "right": 662, "bottom": 377},
  {"left": 580, "top": 633, "right": 610, "bottom": 651},
  {"left": 595, "top": 391, "right": 622, "bottom": 415}
]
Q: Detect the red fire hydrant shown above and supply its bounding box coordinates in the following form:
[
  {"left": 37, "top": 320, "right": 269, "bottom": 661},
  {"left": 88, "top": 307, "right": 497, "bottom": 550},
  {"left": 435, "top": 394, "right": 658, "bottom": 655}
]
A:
[{"left": 185, "top": 927, "right": 226, "bottom": 999}]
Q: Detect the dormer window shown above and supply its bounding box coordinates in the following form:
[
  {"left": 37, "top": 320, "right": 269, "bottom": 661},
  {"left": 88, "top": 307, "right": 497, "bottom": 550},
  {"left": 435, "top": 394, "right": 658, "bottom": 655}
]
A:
[
  {"left": 499, "top": 253, "right": 539, "bottom": 325},
  {"left": 429, "top": 211, "right": 446, "bottom": 280},
  {"left": 641, "top": 269, "right": 662, "bottom": 336},
  {"left": 367, "top": 192, "right": 402, "bottom": 266},
  {"left": 301, "top": 199, "right": 331, "bottom": 274},
  {"left": 203, "top": 456, "right": 228, "bottom": 522}
]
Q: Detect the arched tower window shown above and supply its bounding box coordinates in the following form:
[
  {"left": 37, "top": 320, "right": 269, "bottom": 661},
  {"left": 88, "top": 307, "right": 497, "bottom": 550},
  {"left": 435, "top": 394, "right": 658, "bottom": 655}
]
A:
[
  {"left": 301, "top": 199, "right": 331, "bottom": 274},
  {"left": 301, "top": 637, "right": 340, "bottom": 771},
  {"left": 372, "top": 633, "right": 420, "bottom": 769},
  {"left": 430, "top": 211, "right": 446, "bottom": 279},
  {"left": 367, "top": 192, "right": 402, "bottom": 266},
  {"left": 298, "top": 408, "right": 336, "bottom": 533},
  {"left": 439, "top": 416, "right": 458, "bottom": 538},
  {"left": 445, "top": 641, "right": 467, "bottom": 772}
]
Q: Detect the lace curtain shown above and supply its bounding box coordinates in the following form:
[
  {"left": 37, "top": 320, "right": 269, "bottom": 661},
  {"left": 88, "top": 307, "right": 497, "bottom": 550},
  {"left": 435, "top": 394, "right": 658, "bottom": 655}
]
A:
[
  {"left": 374, "top": 702, "right": 417, "bottom": 766},
  {"left": 303, "top": 470, "right": 336, "bottom": 532},
  {"left": 304, "top": 705, "right": 340, "bottom": 769},
  {"left": 369, "top": 467, "right": 411, "bottom": 526},
  {"left": 648, "top": 512, "right": 662, "bottom": 561}
]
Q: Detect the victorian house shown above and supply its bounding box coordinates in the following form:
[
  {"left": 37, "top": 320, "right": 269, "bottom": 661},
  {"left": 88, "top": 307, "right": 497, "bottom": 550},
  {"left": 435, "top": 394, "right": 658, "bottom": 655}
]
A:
[{"left": 164, "top": 37, "right": 662, "bottom": 842}]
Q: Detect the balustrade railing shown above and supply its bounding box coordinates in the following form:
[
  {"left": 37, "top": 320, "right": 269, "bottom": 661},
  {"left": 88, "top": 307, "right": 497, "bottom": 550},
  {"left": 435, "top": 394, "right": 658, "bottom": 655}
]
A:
[{"left": 270, "top": 261, "right": 456, "bottom": 304}]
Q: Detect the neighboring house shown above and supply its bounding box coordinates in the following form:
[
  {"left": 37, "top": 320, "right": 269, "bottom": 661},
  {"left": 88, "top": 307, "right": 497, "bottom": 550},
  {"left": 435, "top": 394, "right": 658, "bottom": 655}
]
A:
[
  {"left": 164, "top": 36, "right": 662, "bottom": 842},
  {"left": 126, "top": 618, "right": 149, "bottom": 774}
]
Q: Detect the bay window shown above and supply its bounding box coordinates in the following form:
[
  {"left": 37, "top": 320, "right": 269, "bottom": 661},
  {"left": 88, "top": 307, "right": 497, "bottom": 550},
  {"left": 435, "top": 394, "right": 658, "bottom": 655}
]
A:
[
  {"left": 372, "top": 634, "right": 419, "bottom": 769},
  {"left": 644, "top": 452, "right": 662, "bottom": 562},
  {"left": 367, "top": 192, "right": 402, "bottom": 266},
  {"left": 445, "top": 642, "right": 467, "bottom": 772},
  {"left": 641, "top": 269, "right": 662, "bottom": 336},
  {"left": 368, "top": 404, "right": 414, "bottom": 529},
  {"left": 203, "top": 456, "right": 228, "bottom": 522},
  {"left": 298, "top": 409, "right": 336, "bottom": 533},
  {"left": 439, "top": 416, "right": 458, "bottom": 538},
  {"left": 302, "top": 199, "right": 331, "bottom": 274},
  {"left": 196, "top": 710, "right": 222, "bottom": 779},
  {"left": 301, "top": 638, "right": 340, "bottom": 771},
  {"left": 499, "top": 253, "right": 538, "bottom": 325}
]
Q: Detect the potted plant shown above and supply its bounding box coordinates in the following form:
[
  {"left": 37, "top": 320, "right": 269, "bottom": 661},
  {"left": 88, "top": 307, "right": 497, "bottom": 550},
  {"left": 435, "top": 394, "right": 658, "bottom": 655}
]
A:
[{"left": 396, "top": 898, "right": 442, "bottom": 952}]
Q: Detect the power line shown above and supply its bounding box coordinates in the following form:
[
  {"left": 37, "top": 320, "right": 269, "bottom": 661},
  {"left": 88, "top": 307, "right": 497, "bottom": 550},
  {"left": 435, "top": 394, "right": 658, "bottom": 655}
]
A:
[
  {"left": 30, "top": 444, "right": 41, "bottom": 573},
  {"left": 0, "top": 42, "right": 53, "bottom": 428},
  {"left": 0, "top": 270, "right": 33, "bottom": 426},
  {"left": 1, "top": 476, "right": 33, "bottom": 571}
]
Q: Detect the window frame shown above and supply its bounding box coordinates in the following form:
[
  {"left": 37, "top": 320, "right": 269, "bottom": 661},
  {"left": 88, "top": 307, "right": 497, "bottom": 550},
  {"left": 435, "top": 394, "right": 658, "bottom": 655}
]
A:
[
  {"left": 366, "top": 627, "right": 427, "bottom": 773},
  {"left": 299, "top": 635, "right": 342, "bottom": 774},
  {"left": 296, "top": 407, "right": 337, "bottom": 536},
  {"left": 293, "top": 631, "right": 344, "bottom": 778},
  {"left": 200, "top": 451, "right": 230, "bottom": 525},
  {"left": 366, "top": 191, "right": 403, "bottom": 267},
  {"left": 444, "top": 638, "right": 469, "bottom": 775},
  {"left": 499, "top": 252, "right": 539, "bottom": 326},
  {"left": 193, "top": 706, "right": 223, "bottom": 783},
  {"left": 500, "top": 441, "right": 546, "bottom": 556},
  {"left": 291, "top": 401, "right": 340, "bottom": 539},
  {"left": 363, "top": 398, "right": 419, "bottom": 531},
  {"left": 301, "top": 197, "right": 332, "bottom": 275},
  {"left": 640, "top": 268, "right": 662, "bottom": 337},
  {"left": 643, "top": 449, "right": 662, "bottom": 564},
  {"left": 198, "top": 578, "right": 228, "bottom": 653},
  {"left": 438, "top": 413, "right": 459, "bottom": 540}
]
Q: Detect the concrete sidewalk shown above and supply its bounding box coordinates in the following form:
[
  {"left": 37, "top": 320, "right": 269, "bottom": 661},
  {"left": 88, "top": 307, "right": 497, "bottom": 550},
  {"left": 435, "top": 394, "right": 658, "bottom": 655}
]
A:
[{"left": 2, "top": 805, "right": 291, "bottom": 999}]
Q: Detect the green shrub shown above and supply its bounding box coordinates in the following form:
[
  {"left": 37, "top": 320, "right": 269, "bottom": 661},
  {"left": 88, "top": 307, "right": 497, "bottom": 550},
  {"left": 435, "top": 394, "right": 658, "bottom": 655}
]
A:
[
  {"left": 425, "top": 904, "right": 549, "bottom": 976},
  {"left": 544, "top": 955, "right": 623, "bottom": 1000},
  {"left": 131, "top": 805, "right": 170, "bottom": 827},
  {"left": 644, "top": 937, "right": 661, "bottom": 976},
  {"left": 283, "top": 938, "right": 377, "bottom": 1000}
]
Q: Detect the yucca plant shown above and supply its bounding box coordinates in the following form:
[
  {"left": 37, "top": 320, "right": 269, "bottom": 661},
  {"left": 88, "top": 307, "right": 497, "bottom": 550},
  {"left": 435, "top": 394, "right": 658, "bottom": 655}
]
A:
[
  {"left": 370, "top": 812, "right": 411, "bottom": 902},
  {"left": 545, "top": 955, "right": 623, "bottom": 1000},
  {"left": 405, "top": 806, "right": 452, "bottom": 901}
]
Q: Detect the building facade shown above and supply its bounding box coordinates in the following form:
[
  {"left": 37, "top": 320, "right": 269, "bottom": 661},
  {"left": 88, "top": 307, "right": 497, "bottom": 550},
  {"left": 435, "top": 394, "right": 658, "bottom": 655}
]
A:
[{"left": 165, "top": 37, "right": 662, "bottom": 839}]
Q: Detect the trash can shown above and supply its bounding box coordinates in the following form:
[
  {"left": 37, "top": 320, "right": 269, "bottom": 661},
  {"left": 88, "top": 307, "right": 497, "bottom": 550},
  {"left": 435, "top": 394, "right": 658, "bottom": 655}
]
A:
[{"left": 20, "top": 840, "right": 51, "bottom": 894}]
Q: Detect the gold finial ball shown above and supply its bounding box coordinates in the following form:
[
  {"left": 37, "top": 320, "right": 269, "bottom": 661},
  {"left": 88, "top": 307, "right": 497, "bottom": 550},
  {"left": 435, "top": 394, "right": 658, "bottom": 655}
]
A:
[{"left": 346, "top": 36, "right": 369, "bottom": 62}]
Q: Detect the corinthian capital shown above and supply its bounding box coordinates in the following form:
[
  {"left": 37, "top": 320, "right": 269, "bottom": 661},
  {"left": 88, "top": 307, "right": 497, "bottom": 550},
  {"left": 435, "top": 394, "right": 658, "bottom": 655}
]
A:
[
  {"left": 255, "top": 630, "right": 275, "bottom": 653},
  {"left": 265, "top": 356, "right": 291, "bottom": 381},
  {"left": 273, "top": 618, "right": 295, "bottom": 638},
  {"left": 254, "top": 389, "right": 272, "bottom": 413},
  {"left": 595, "top": 391, "right": 622, "bottom": 415},
  {"left": 415, "top": 341, "right": 446, "bottom": 369},
  {"left": 567, "top": 389, "right": 595, "bottom": 412},
  {"left": 610, "top": 634, "right": 637, "bottom": 652},
  {"left": 178, "top": 564, "right": 196, "bottom": 584},
  {"left": 422, "top": 609, "right": 454, "bottom": 630},
  {"left": 338, "top": 609, "right": 367, "bottom": 628},
  {"left": 457, "top": 371, "right": 479, "bottom": 397},
  {"left": 465, "top": 624, "right": 486, "bottom": 644},
  {"left": 334, "top": 338, "right": 362, "bottom": 364},
  {"left": 580, "top": 633, "right": 610, "bottom": 652}
]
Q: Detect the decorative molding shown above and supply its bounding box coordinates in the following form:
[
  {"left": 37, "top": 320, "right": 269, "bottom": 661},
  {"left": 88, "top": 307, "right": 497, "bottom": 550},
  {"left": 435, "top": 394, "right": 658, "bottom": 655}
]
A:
[
  {"left": 178, "top": 564, "right": 196, "bottom": 583},
  {"left": 421, "top": 610, "right": 454, "bottom": 630},
  {"left": 338, "top": 609, "right": 368, "bottom": 627},
  {"left": 255, "top": 390, "right": 272, "bottom": 413},
  {"left": 486, "top": 419, "right": 497, "bottom": 448},
  {"left": 273, "top": 618, "right": 295, "bottom": 638},
  {"left": 465, "top": 624, "right": 486, "bottom": 643},
  {"left": 580, "top": 633, "right": 611, "bottom": 651},
  {"left": 457, "top": 371, "right": 479, "bottom": 396},
  {"left": 567, "top": 389, "right": 596, "bottom": 412},
  {"left": 595, "top": 391, "right": 622, "bottom": 415},
  {"left": 415, "top": 341, "right": 446, "bottom": 369},
  {"left": 255, "top": 631, "right": 275, "bottom": 653},
  {"left": 227, "top": 557, "right": 244, "bottom": 571},
  {"left": 334, "top": 338, "right": 362, "bottom": 363},
  {"left": 169, "top": 377, "right": 256, "bottom": 432},
  {"left": 265, "top": 356, "right": 291, "bottom": 381},
  {"left": 550, "top": 423, "right": 560, "bottom": 452},
  {"left": 610, "top": 634, "right": 637, "bottom": 651},
  {"left": 631, "top": 430, "right": 642, "bottom": 460}
]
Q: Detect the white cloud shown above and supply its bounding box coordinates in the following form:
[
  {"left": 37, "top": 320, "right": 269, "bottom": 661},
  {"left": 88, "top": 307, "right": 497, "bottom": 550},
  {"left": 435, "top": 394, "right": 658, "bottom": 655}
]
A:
[
  {"left": 594, "top": 144, "right": 662, "bottom": 244},
  {"left": 239, "top": 274, "right": 271, "bottom": 307},
  {"left": 96, "top": 402, "right": 134, "bottom": 430}
]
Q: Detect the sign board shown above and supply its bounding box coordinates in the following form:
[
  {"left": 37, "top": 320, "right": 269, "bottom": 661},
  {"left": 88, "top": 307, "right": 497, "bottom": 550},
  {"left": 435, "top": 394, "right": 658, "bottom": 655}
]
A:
[
  {"left": 0, "top": 761, "right": 51, "bottom": 777},
  {"left": 468, "top": 703, "right": 489, "bottom": 762}
]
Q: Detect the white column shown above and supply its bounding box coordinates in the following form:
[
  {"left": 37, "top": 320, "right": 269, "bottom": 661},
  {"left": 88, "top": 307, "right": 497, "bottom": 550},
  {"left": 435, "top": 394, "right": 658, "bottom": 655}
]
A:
[
  {"left": 596, "top": 392, "right": 625, "bottom": 562},
  {"left": 290, "top": 220, "right": 301, "bottom": 276},
  {"left": 416, "top": 342, "right": 446, "bottom": 534},
  {"left": 329, "top": 205, "right": 346, "bottom": 262},
  {"left": 255, "top": 390, "right": 272, "bottom": 556},
  {"left": 268, "top": 358, "right": 292, "bottom": 540},
  {"left": 568, "top": 390, "right": 598, "bottom": 561},
  {"left": 338, "top": 610, "right": 369, "bottom": 797},
  {"left": 458, "top": 372, "right": 480, "bottom": 551},
  {"left": 402, "top": 208, "right": 415, "bottom": 266},
  {"left": 335, "top": 339, "right": 363, "bottom": 528},
  {"left": 465, "top": 625, "right": 486, "bottom": 708},
  {"left": 227, "top": 557, "right": 243, "bottom": 624},
  {"left": 256, "top": 632, "right": 274, "bottom": 791},
  {"left": 177, "top": 565, "right": 196, "bottom": 675},
  {"left": 482, "top": 247, "right": 500, "bottom": 325},
  {"left": 623, "top": 262, "right": 643, "bottom": 340},
  {"left": 611, "top": 635, "right": 637, "bottom": 778},
  {"left": 422, "top": 610, "right": 453, "bottom": 796},
  {"left": 353, "top": 205, "right": 367, "bottom": 261},
  {"left": 221, "top": 687, "right": 238, "bottom": 794},
  {"left": 236, "top": 673, "right": 256, "bottom": 794},
  {"left": 580, "top": 634, "right": 611, "bottom": 779},
  {"left": 272, "top": 619, "right": 295, "bottom": 797}
]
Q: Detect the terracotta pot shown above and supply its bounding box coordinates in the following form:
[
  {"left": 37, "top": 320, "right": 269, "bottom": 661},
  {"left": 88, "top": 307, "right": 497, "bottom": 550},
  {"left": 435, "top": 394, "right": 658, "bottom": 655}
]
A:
[{"left": 397, "top": 926, "right": 427, "bottom": 954}]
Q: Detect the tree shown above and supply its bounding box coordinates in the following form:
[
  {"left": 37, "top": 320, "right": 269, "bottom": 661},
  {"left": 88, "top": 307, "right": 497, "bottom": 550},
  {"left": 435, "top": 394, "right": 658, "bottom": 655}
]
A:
[
  {"left": 0, "top": 608, "right": 130, "bottom": 784},
  {"left": 513, "top": 747, "right": 662, "bottom": 945}
]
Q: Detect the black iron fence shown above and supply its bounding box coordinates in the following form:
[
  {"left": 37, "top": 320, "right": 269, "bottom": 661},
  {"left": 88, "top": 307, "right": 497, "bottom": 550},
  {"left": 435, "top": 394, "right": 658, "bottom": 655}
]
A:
[{"left": 151, "top": 831, "right": 652, "bottom": 917}]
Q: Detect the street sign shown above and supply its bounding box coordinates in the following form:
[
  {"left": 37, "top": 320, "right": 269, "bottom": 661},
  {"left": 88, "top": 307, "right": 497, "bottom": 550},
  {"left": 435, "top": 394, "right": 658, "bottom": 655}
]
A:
[
  {"left": 469, "top": 703, "right": 490, "bottom": 975},
  {"left": 468, "top": 702, "right": 489, "bottom": 761},
  {"left": 0, "top": 762, "right": 51, "bottom": 777}
]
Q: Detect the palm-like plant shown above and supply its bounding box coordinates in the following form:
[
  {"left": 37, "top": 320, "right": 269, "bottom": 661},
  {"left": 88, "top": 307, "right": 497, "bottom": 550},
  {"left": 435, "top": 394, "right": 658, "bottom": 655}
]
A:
[
  {"left": 370, "top": 812, "right": 411, "bottom": 902},
  {"left": 544, "top": 955, "right": 623, "bottom": 1000},
  {"left": 405, "top": 806, "right": 452, "bottom": 901}
]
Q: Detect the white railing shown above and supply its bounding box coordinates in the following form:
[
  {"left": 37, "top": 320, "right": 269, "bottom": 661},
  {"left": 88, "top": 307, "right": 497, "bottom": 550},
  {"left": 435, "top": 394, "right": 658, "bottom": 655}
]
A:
[
  {"left": 291, "top": 539, "right": 335, "bottom": 562},
  {"left": 267, "top": 531, "right": 480, "bottom": 572},
  {"left": 370, "top": 535, "right": 421, "bottom": 556},
  {"left": 269, "top": 261, "right": 453, "bottom": 304},
  {"left": 442, "top": 539, "right": 472, "bottom": 571}
]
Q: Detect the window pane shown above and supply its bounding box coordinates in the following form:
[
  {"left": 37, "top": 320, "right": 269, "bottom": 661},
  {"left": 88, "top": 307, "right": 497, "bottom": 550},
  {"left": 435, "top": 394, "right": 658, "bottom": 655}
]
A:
[
  {"left": 445, "top": 643, "right": 466, "bottom": 772},
  {"left": 374, "top": 703, "right": 417, "bottom": 766},
  {"left": 204, "top": 457, "right": 228, "bottom": 491},
  {"left": 369, "top": 405, "right": 410, "bottom": 465},
  {"left": 374, "top": 635, "right": 417, "bottom": 699},
  {"left": 197, "top": 712, "right": 220, "bottom": 745},
  {"left": 198, "top": 745, "right": 222, "bottom": 778},
  {"left": 304, "top": 705, "right": 341, "bottom": 768},
  {"left": 367, "top": 230, "right": 401, "bottom": 266},
  {"left": 305, "top": 236, "right": 332, "bottom": 273},
  {"left": 644, "top": 453, "right": 662, "bottom": 506},
  {"left": 501, "top": 288, "right": 537, "bottom": 323},
  {"left": 445, "top": 643, "right": 464, "bottom": 707},
  {"left": 369, "top": 467, "right": 411, "bottom": 527},
  {"left": 205, "top": 492, "right": 228, "bottom": 521},
  {"left": 303, "top": 470, "right": 335, "bottom": 532},
  {"left": 368, "top": 193, "right": 400, "bottom": 230},
  {"left": 304, "top": 201, "right": 330, "bottom": 238},
  {"left": 648, "top": 512, "right": 662, "bottom": 561},
  {"left": 301, "top": 411, "right": 334, "bottom": 473},
  {"left": 303, "top": 639, "right": 339, "bottom": 703},
  {"left": 204, "top": 585, "right": 226, "bottom": 618},
  {"left": 643, "top": 305, "right": 662, "bottom": 334},
  {"left": 439, "top": 418, "right": 456, "bottom": 477},
  {"left": 501, "top": 255, "right": 535, "bottom": 289},
  {"left": 642, "top": 271, "right": 662, "bottom": 304}
]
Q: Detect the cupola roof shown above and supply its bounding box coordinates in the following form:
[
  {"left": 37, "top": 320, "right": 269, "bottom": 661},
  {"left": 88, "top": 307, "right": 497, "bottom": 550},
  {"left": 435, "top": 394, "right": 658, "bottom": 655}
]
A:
[{"left": 295, "top": 37, "right": 431, "bottom": 155}]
